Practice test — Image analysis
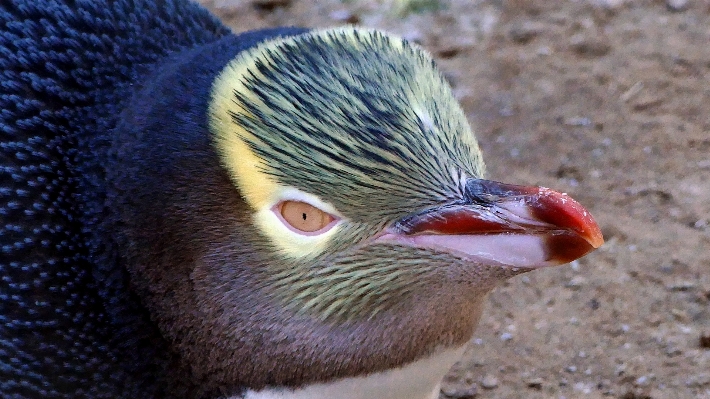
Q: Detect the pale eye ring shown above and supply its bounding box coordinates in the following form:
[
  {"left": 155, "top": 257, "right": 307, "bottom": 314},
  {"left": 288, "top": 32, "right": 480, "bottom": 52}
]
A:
[{"left": 274, "top": 200, "right": 337, "bottom": 235}]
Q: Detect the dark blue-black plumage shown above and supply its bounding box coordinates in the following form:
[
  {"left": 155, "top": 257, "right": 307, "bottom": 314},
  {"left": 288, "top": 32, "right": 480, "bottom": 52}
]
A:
[{"left": 0, "top": 1, "right": 304, "bottom": 397}]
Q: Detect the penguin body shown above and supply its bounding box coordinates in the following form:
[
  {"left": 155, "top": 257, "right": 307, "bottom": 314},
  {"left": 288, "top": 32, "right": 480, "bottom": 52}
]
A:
[
  {"left": 0, "top": 1, "right": 301, "bottom": 396},
  {"left": 1, "top": 1, "right": 603, "bottom": 398}
]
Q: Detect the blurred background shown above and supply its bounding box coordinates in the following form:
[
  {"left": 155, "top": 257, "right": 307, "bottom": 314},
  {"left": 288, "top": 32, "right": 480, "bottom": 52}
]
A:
[{"left": 197, "top": 1, "right": 710, "bottom": 397}]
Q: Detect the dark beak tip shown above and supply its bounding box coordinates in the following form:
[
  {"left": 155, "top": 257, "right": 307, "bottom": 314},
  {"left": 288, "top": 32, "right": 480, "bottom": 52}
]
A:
[{"left": 546, "top": 230, "right": 601, "bottom": 265}]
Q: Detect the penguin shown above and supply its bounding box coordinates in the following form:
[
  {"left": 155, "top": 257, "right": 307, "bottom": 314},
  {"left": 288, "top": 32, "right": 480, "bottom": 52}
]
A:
[{"left": 0, "top": 1, "right": 604, "bottom": 398}]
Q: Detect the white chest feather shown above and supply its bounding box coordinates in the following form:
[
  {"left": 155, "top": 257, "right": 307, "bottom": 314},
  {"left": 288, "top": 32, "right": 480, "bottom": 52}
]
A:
[{"left": 237, "top": 345, "right": 467, "bottom": 399}]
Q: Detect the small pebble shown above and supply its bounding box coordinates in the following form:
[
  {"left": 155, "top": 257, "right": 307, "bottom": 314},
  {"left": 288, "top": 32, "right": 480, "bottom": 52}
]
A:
[
  {"left": 588, "top": 299, "right": 600, "bottom": 310},
  {"left": 525, "top": 377, "right": 544, "bottom": 389},
  {"left": 481, "top": 374, "right": 499, "bottom": 389},
  {"left": 566, "top": 276, "right": 586, "bottom": 289},
  {"left": 500, "top": 332, "right": 513, "bottom": 341},
  {"left": 573, "top": 381, "right": 593, "bottom": 394},
  {"left": 667, "top": 280, "right": 696, "bottom": 291},
  {"left": 252, "top": 0, "right": 290, "bottom": 9},
  {"left": 536, "top": 46, "right": 552, "bottom": 56},
  {"left": 646, "top": 314, "right": 662, "bottom": 327},
  {"left": 463, "top": 371, "right": 475, "bottom": 384},
  {"left": 700, "top": 333, "right": 710, "bottom": 349},
  {"left": 598, "top": 379, "right": 613, "bottom": 393},
  {"left": 666, "top": 0, "right": 689, "bottom": 12},
  {"left": 665, "top": 346, "right": 682, "bottom": 356},
  {"left": 564, "top": 117, "right": 592, "bottom": 127},
  {"left": 588, "top": 0, "right": 626, "bottom": 9},
  {"left": 569, "top": 33, "right": 611, "bottom": 57},
  {"left": 329, "top": 9, "right": 360, "bottom": 24},
  {"left": 620, "top": 82, "right": 644, "bottom": 102},
  {"left": 685, "top": 373, "right": 710, "bottom": 387},
  {"left": 440, "top": 379, "right": 478, "bottom": 399},
  {"left": 671, "top": 308, "right": 689, "bottom": 323},
  {"left": 509, "top": 22, "right": 543, "bottom": 44},
  {"left": 635, "top": 375, "right": 650, "bottom": 387},
  {"left": 615, "top": 364, "right": 626, "bottom": 376},
  {"left": 632, "top": 94, "right": 663, "bottom": 111}
]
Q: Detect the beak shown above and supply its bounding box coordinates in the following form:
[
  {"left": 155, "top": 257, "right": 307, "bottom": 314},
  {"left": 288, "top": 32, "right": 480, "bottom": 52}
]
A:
[{"left": 380, "top": 179, "right": 603, "bottom": 269}]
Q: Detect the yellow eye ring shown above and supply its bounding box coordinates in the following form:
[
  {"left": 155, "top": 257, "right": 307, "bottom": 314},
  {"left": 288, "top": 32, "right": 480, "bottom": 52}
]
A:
[{"left": 275, "top": 200, "right": 337, "bottom": 235}]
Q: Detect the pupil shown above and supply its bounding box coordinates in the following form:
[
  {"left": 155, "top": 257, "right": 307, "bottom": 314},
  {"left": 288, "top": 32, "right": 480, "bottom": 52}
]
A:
[{"left": 302, "top": 213, "right": 307, "bottom": 220}]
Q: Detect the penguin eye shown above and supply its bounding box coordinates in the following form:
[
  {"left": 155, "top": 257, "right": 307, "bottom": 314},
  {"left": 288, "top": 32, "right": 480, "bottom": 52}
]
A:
[{"left": 279, "top": 201, "right": 335, "bottom": 233}]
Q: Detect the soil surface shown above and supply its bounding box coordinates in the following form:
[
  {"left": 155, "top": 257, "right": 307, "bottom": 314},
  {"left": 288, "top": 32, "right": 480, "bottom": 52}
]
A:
[{"left": 198, "top": 1, "right": 710, "bottom": 397}]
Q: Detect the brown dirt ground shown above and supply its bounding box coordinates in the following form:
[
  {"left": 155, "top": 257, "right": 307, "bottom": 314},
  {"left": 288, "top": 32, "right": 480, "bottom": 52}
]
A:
[{"left": 197, "top": 0, "right": 710, "bottom": 397}]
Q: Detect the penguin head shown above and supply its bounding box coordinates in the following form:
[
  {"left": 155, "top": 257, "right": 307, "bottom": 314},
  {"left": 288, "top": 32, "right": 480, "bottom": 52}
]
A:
[
  {"left": 207, "top": 26, "right": 600, "bottom": 321},
  {"left": 208, "top": 27, "right": 487, "bottom": 318},
  {"left": 114, "top": 26, "right": 602, "bottom": 393}
]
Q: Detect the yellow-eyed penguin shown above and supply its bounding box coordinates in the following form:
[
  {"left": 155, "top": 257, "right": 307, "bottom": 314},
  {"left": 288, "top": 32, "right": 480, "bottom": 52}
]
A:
[{"left": 0, "top": 0, "right": 603, "bottom": 398}]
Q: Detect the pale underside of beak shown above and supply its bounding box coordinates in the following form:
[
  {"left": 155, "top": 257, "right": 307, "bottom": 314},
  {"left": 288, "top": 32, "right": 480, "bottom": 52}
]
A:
[{"left": 377, "top": 179, "right": 604, "bottom": 269}]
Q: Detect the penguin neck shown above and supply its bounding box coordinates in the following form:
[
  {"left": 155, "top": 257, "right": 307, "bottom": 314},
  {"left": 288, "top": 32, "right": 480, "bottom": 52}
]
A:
[{"left": 238, "top": 344, "right": 467, "bottom": 399}]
